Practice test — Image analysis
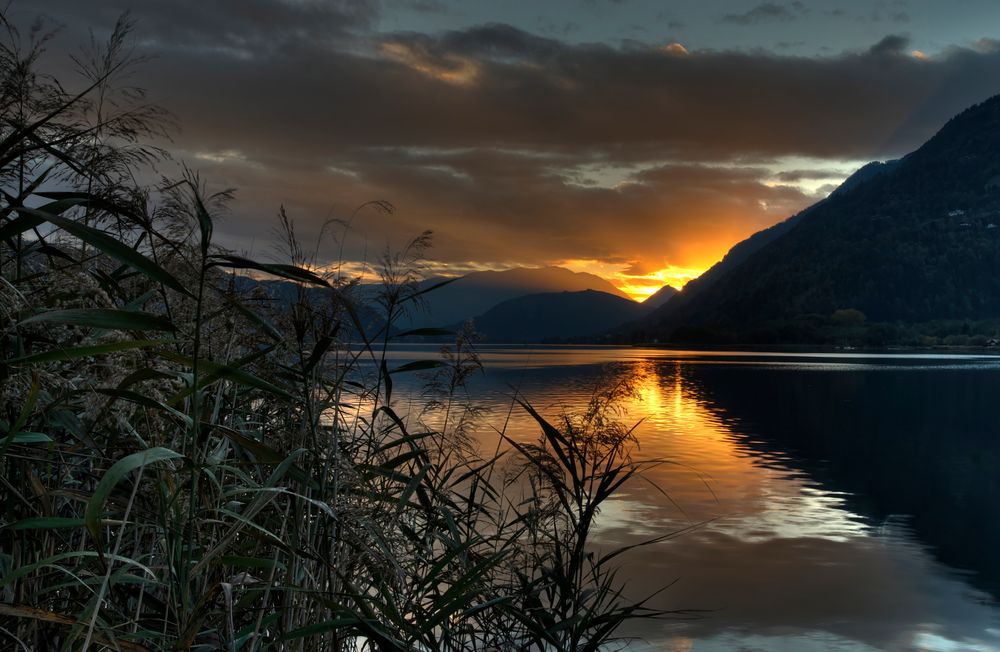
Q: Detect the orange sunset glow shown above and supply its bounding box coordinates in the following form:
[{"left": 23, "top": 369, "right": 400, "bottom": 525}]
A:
[{"left": 559, "top": 259, "right": 710, "bottom": 300}]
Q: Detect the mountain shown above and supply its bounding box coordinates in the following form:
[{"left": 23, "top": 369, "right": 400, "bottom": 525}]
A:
[
  {"left": 231, "top": 266, "right": 636, "bottom": 342},
  {"left": 640, "top": 284, "right": 679, "bottom": 310},
  {"left": 392, "top": 266, "right": 629, "bottom": 329},
  {"left": 232, "top": 277, "right": 391, "bottom": 338},
  {"left": 469, "top": 290, "right": 645, "bottom": 342},
  {"left": 640, "top": 94, "right": 1000, "bottom": 344},
  {"left": 656, "top": 160, "right": 899, "bottom": 312}
]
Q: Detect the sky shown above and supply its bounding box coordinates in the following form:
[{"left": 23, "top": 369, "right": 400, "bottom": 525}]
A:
[{"left": 12, "top": 0, "right": 1000, "bottom": 300}]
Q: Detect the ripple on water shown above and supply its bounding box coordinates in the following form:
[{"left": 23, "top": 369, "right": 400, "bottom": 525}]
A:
[{"left": 382, "top": 346, "right": 1000, "bottom": 650}]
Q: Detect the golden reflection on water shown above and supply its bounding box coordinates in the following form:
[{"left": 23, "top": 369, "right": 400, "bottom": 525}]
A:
[
  {"left": 565, "top": 358, "right": 872, "bottom": 546},
  {"left": 380, "top": 347, "right": 1000, "bottom": 651}
]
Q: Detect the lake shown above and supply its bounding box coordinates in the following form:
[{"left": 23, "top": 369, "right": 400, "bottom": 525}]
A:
[{"left": 378, "top": 346, "right": 1000, "bottom": 651}]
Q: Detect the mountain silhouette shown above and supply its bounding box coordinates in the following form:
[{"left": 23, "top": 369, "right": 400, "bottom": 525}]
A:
[
  {"left": 394, "top": 266, "right": 629, "bottom": 329},
  {"left": 640, "top": 94, "right": 1000, "bottom": 343},
  {"left": 640, "top": 284, "right": 679, "bottom": 310},
  {"left": 469, "top": 290, "right": 644, "bottom": 342}
]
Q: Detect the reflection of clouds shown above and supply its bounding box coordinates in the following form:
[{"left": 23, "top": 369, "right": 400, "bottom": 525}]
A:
[
  {"left": 591, "top": 497, "right": 665, "bottom": 540},
  {"left": 912, "top": 632, "right": 1000, "bottom": 652},
  {"left": 386, "top": 347, "right": 1000, "bottom": 650},
  {"left": 622, "top": 530, "right": 1000, "bottom": 651},
  {"left": 713, "top": 484, "right": 869, "bottom": 544}
]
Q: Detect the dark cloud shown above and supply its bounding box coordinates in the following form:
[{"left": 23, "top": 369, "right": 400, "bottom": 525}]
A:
[
  {"left": 719, "top": 2, "right": 807, "bottom": 26},
  {"left": 774, "top": 169, "right": 845, "bottom": 182},
  {"left": 824, "top": 4, "right": 912, "bottom": 24},
  {"left": 391, "top": 0, "right": 452, "bottom": 15},
  {"left": 11, "top": 1, "right": 1000, "bottom": 277},
  {"left": 422, "top": 22, "right": 566, "bottom": 61},
  {"left": 539, "top": 21, "right": 581, "bottom": 37},
  {"left": 22, "top": 0, "right": 378, "bottom": 55},
  {"left": 143, "top": 26, "right": 1000, "bottom": 164},
  {"left": 975, "top": 38, "right": 1000, "bottom": 52},
  {"left": 868, "top": 34, "right": 910, "bottom": 57},
  {"left": 192, "top": 149, "right": 813, "bottom": 272}
]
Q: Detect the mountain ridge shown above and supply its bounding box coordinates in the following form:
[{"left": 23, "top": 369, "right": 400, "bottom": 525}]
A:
[
  {"left": 467, "top": 289, "right": 645, "bottom": 342},
  {"left": 393, "top": 265, "right": 629, "bottom": 328},
  {"left": 636, "top": 92, "right": 1000, "bottom": 344}
]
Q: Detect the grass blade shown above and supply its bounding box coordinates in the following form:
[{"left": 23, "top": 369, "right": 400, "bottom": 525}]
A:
[
  {"left": 23, "top": 207, "right": 193, "bottom": 297},
  {"left": 209, "top": 254, "right": 330, "bottom": 287},
  {"left": 9, "top": 339, "right": 168, "bottom": 364},
  {"left": 84, "top": 447, "right": 184, "bottom": 549},
  {"left": 21, "top": 309, "right": 176, "bottom": 332}
]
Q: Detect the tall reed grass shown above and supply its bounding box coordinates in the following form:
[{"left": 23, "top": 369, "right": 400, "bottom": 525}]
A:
[{"left": 0, "top": 13, "right": 683, "bottom": 651}]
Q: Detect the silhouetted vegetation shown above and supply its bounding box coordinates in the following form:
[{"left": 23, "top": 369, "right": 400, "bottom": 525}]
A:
[{"left": 0, "top": 16, "right": 674, "bottom": 651}]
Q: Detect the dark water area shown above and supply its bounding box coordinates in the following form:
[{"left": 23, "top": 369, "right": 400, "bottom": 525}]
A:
[
  {"left": 377, "top": 346, "right": 1000, "bottom": 651},
  {"left": 688, "top": 360, "right": 1000, "bottom": 602}
]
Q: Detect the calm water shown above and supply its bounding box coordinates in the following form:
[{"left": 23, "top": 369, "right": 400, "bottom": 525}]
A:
[{"left": 379, "top": 346, "right": 1000, "bottom": 651}]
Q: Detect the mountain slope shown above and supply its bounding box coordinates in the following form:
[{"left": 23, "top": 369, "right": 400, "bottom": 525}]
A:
[
  {"left": 640, "top": 284, "right": 679, "bottom": 310},
  {"left": 394, "top": 266, "right": 628, "bottom": 328},
  {"left": 643, "top": 160, "right": 900, "bottom": 325},
  {"left": 644, "top": 94, "right": 1000, "bottom": 342},
  {"left": 470, "top": 290, "right": 644, "bottom": 342}
]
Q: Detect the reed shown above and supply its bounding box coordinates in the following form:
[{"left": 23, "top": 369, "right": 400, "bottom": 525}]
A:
[{"left": 0, "top": 13, "right": 683, "bottom": 651}]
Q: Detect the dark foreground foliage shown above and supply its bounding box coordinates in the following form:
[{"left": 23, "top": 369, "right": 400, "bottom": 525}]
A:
[{"left": 0, "top": 14, "right": 682, "bottom": 651}]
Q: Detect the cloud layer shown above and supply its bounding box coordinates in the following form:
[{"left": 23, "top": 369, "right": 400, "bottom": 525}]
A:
[{"left": 12, "top": 1, "right": 1000, "bottom": 293}]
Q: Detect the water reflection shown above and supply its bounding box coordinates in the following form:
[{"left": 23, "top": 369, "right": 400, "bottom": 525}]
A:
[{"left": 384, "top": 347, "right": 1000, "bottom": 651}]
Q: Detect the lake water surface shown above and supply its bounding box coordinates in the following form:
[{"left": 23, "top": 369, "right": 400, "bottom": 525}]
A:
[{"left": 381, "top": 346, "right": 1000, "bottom": 651}]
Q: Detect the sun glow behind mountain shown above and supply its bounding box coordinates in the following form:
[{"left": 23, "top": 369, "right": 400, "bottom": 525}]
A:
[{"left": 558, "top": 259, "right": 706, "bottom": 302}]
